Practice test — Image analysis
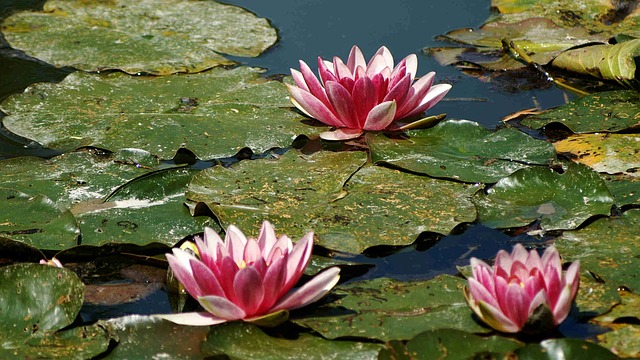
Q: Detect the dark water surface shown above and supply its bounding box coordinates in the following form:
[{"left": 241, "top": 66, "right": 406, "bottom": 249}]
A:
[{"left": 0, "top": 0, "right": 595, "bottom": 339}]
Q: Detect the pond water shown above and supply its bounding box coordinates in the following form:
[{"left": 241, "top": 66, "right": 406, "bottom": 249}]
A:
[{"left": 0, "top": 0, "right": 601, "bottom": 346}]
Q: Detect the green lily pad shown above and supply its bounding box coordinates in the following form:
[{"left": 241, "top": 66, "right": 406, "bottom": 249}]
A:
[
  {"left": 0, "top": 263, "right": 84, "bottom": 341},
  {"left": 474, "top": 162, "right": 614, "bottom": 230},
  {"left": 555, "top": 209, "right": 640, "bottom": 295},
  {"left": 551, "top": 39, "right": 640, "bottom": 88},
  {"left": 101, "top": 315, "right": 210, "bottom": 359},
  {"left": 0, "top": 188, "right": 80, "bottom": 250},
  {"left": 203, "top": 322, "right": 383, "bottom": 359},
  {"left": 292, "top": 275, "right": 489, "bottom": 341},
  {"left": 380, "top": 329, "right": 523, "bottom": 360},
  {"left": 369, "top": 120, "right": 556, "bottom": 183},
  {"left": 521, "top": 90, "right": 640, "bottom": 133},
  {"left": 186, "top": 151, "right": 477, "bottom": 253},
  {"left": 74, "top": 167, "right": 211, "bottom": 248},
  {"left": 1, "top": 68, "right": 319, "bottom": 159},
  {"left": 0, "top": 150, "right": 157, "bottom": 210},
  {"left": 596, "top": 324, "right": 640, "bottom": 359},
  {"left": 554, "top": 133, "right": 640, "bottom": 177},
  {"left": 0, "top": 323, "right": 112, "bottom": 360},
  {"left": 603, "top": 174, "right": 640, "bottom": 207},
  {"left": 0, "top": 0, "right": 276, "bottom": 75},
  {"left": 515, "top": 338, "right": 618, "bottom": 359},
  {"left": 594, "top": 291, "right": 640, "bottom": 324}
]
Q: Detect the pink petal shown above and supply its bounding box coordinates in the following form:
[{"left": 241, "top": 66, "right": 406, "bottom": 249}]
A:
[
  {"left": 550, "top": 283, "right": 573, "bottom": 325},
  {"left": 225, "top": 225, "right": 248, "bottom": 265},
  {"left": 243, "top": 238, "right": 262, "bottom": 265},
  {"left": 468, "top": 277, "right": 500, "bottom": 310},
  {"left": 155, "top": 312, "right": 227, "bottom": 326},
  {"left": 399, "top": 54, "right": 418, "bottom": 79},
  {"left": 283, "top": 231, "right": 314, "bottom": 290},
  {"left": 257, "top": 252, "right": 288, "bottom": 313},
  {"left": 290, "top": 68, "right": 309, "bottom": 92},
  {"left": 189, "top": 258, "right": 225, "bottom": 298},
  {"left": 403, "top": 83, "right": 451, "bottom": 118},
  {"left": 233, "top": 267, "right": 265, "bottom": 316},
  {"left": 511, "top": 244, "right": 530, "bottom": 264},
  {"left": 298, "top": 60, "right": 333, "bottom": 109},
  {"left": 318, "top": 58, "right": 338, "bottom": 85},
  {"left": 541, "top": 245, "right": 562, "bottom": 271},
  {"left": 565, "top": 260, "right": 581, "bottom": 300},
  {"left": 383, "top": 73, "right": 411, "bottom": 109},
  {"left": 395, "top": 72, "right": 435, "bottom": 119},
  {"left": 333, "top": 56, "right": 353, "bottom": 80},
  {"left": 366, "top": 46, "right": 394, "bottom": 76},
  {"left": 215, "top": 256, "right": 240, "bottom": 302},
  {"left": 510, "top": 261, "right": 529, "bottom": 283},
  {"left": 371, "top": 71, "right": 390, "bottom": 102},
  {"left": 494, "top": 249, "right": 514, "bottom": 275},
  {"left": 325, "top": 81, "right": 359, "bottom": 128},
  {"left": 502, "top": 283, "right": 530, "bottom": 330},
  {"left": 347, "top": 45, "right": 366, "bottom": 73},
  {"left": 363, "top": 100, "right": 397, "bottom": 131},
  {"left": 320, "top": 128, "right": 364, "bottom": 141},
  {"left": 166, "top": 250, "right": 200, "bottom": 297},
  {"left": 286, "top": 84, "right": 345, "bottom": 127},
  {"left": 352, "top": 76, "right": 378, "bottom": 123},
  {"left": 524, "top": 247, "right": 543, "bottom": 271},
  {"left": 272, "top": 267, "right": 340, "bottom": 311},
  {"left": 198, "top": 295, "right": 246, "bottom": 320},
  {"left": 257, "top": 221, "right": 278, "bottom": 257},
  {"left": 476, "top": 300, "right": 521, "bottom": 333}
]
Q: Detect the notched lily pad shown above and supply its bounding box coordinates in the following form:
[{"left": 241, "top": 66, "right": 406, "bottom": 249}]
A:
[
  {"left": 521, "top": 90, "right": 640, "bottom": 133},
  {"left": 1, "top": 0, "right": 277, "bottom": 74},
  {"left": 369, "top": 119, "right": 556, "bottom": 183},
  {"left": 474, "top": 162, "right": 614, "bottom": 230},
  {"left": 292, "top": 275, "right": 489, "bottom": 341},
  {"left": 187, "top": 151, "right": 477, "bottom": 253},
  {"left": 1, "top": 68, "right": 320, "bottom": 159}
]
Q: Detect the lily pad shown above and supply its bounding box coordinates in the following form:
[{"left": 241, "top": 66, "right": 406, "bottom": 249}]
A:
[
  {"left": 292, "top": 275, "right": 489, "bottom": 341},
  {"left": 474, "top": 162, "right": 614, "bottom": 230},
  {"left": 551, "top": 39, "right": 640, "bottom": 88},
  {"left": 186, "top": 150, "right": 477, "bottom": 253},
  {"left": 203, "top": 322, "right": 383, "bottom": 359},
  {"left": 0, "top": 324, "right": 112, "bottom": 360},
  {"left": 101, "top": 315, "right": 210, "bottom": 359},
  {"left": 554, "top": 133, "right": 640, "bottom": 177},
  {"left": 521, "top": 90, "right": 640, "bottom": 133},
  {"left": 0, "top": 188, "right": 80, "bottom": 250},
  {"left": 603, "top": 174, "right": 640, "bottom": 207},
  {"left": 380, "top": 329, "right": 523, "bottom": 359},
  {"left": 554, "top": 209, "right": 640, "bottom": 294},
  {"left": 0, "top": 263, "right": 85, "bottom": 342},
  {"left": 515, "top": 338, "right": 618, "bottom": 359},
  {"left": 1, "top": 68, "right": 320, "bottom": 159},
  {"left": 369, "top": 120, "right": 556, "bottom": 183},
  {"left": 0, "top": 0, "right": 277, "bottom": 74},
  {"left": 596, "top": 323, "right": 640, "bottom": 359}
]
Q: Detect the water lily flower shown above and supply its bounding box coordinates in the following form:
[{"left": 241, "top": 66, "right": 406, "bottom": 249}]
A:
[
  {"left": 157, "top": 221, "right": 340, "bottom": 326},
  {"left": 39, "top": 257, "right": 63, "bottom": 268},
  {"left": 463, "top": 244, "right": 580, "bottom": 333},
  {"left": 286, "top": 45, "right": 452, "bottom": 140}
]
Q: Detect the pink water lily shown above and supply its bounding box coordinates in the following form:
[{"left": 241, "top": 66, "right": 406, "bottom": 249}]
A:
[
  {"left": 463, "top": 244, "right": 580, "bottom": 333},
  {"left": 286, "top": 45, "right": 452, "bottom": 140},
  {"left": 157, "top": 221, "right": 340, "bottom": 326}
]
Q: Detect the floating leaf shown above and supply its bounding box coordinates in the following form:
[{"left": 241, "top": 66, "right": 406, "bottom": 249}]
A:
[
  {"left": 1, "top": 68, "right": 320, "bottom": 159},
  {"left": 1, "top": 0, "right": 277, "bottom": 74},
  {"left": 0, "top": 189, "right": 79, "bottom": 250},
  {"left": 369, "top": 120, "right": 556, "bottom": 183},
  {"left": 203, "top": 322, "right": 383, "bottom": 359},
  {"left": 187, "top": 151, "right": 477, "bottom": 253},
  {"left": 0, "top": 263, "right": 85, "bottom": 342},
  {"left": 596, "top": 323, "right": 640, "bottom": 359},
  {"left": 0, "top": 324, "right": 112, "bottom": 360},
  {"left": 515, "top": 338, "right": 618, "bottom": 359},
  {"left": 474, "top": 162, "right": 614, "bottom": 230},
  {"left": 603, "top": 174, "right": 640, "bottom": 207},
  {"left": 521, "top": 90, "right": 640, "bottom": 133},
  {"left": 551, "top": 39, "right": 640, "bottom": 88},
  {"left": 554, "top": 133, "right": 640, "bottom": 177},
  {"left": 380, "top": 329, "right": 523, "bottom": 359},
  {"left": 101, "top": 315, "right": 210, "bottom": 359},
  {"left": 555, "top": 209, "right": 640, "bottom": 295},
  {"left": 292, "top": 275, "right": 489, "bottom": 341}
]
